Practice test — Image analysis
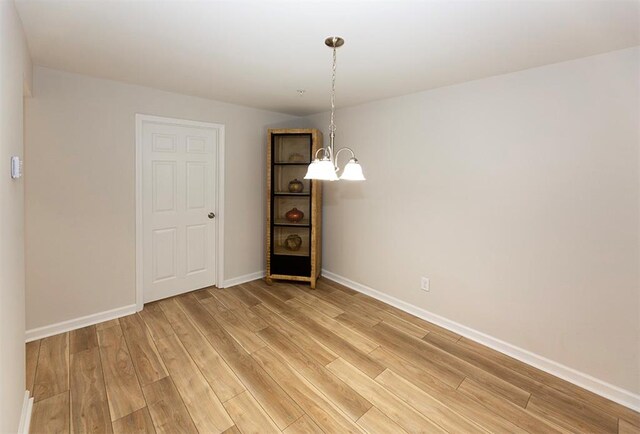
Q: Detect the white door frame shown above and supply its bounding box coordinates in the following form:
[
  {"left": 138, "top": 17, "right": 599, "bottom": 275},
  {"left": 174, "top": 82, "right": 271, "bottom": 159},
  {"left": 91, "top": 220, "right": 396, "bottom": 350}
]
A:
[{"left": 135, "top": 114, "right": 225, "bottom": 311}]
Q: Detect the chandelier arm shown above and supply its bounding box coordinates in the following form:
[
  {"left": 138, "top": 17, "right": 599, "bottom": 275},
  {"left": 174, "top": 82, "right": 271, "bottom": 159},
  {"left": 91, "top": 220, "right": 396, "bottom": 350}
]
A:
[
  {"left": 327, "top": 144, "right": 334, "bottom": 162},
  {"left": 313, "top": 147, "right": 328, "bottom": 160},
  {"left": 333, "top": 147, "right": 356, "bottom": 169}
]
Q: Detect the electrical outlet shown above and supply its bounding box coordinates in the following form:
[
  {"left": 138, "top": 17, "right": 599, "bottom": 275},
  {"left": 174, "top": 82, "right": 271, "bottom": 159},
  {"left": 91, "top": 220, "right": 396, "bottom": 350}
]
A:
[{"left": 420, "top": 277, "right": 430, "bottom": 292}]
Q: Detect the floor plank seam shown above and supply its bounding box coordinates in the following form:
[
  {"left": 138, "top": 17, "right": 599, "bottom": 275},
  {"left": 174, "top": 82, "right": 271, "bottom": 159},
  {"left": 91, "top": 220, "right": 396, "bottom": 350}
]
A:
[
  {"left": 29, "top": 340, "right": 42, "bottom": 398},
  {"left": 145, "top": 308, "right": 206, "bottom": 432},
  {"left": 176, "top": 299, "right": 234, "bottom": 428},
  {"left": 112, "top": 322, "right": 146, "bottom": 421}
]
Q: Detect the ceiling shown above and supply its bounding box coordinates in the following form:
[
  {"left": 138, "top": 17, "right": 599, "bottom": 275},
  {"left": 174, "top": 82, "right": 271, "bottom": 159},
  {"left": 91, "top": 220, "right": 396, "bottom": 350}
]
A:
[{"left": 15, "top": 0, "right": 640, "bottom": 116}]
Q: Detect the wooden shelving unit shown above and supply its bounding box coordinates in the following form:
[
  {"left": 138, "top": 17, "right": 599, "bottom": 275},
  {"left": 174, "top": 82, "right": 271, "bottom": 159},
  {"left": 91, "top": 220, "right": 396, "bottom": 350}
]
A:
[{"left": 266, "top": 129, "right": 322, "bottom": 288}]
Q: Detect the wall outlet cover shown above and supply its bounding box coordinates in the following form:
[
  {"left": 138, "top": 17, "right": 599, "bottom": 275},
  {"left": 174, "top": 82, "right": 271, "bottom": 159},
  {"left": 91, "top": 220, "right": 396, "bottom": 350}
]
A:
[{"left": 421, "top": 277, "right": 430, "bottom": 291}]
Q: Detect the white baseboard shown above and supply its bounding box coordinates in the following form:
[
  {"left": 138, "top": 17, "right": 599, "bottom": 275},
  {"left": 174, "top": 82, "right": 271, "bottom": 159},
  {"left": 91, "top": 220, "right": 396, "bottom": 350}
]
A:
[
  {"left": 25, "top": 304, "right": 137, "bottom": 342},
  {"left": 17, "top": 391, "right": 33, "bottom": 434},
  {"left": 322, "top": 269, "right": 640, "bottom": 412},
  {"left": 222, "top": 270, "right": 265, "bottom": 288},
  {"left": 25, "top": 270, "right": 267, "bottom": 342}
]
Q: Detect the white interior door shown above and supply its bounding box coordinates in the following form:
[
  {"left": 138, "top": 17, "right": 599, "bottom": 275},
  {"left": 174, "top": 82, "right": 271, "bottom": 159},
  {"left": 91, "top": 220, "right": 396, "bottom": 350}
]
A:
[{"left": 140, "top": 117, "right": 220, "bottom": 303}]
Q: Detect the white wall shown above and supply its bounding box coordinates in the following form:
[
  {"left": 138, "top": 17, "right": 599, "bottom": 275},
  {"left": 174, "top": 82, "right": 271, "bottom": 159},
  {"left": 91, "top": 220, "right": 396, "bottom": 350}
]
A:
[
  {"left": 305, "top": 47, "right": 640, "bottom": 395},
  {"left": 0, "top": 1, "right": 32, "bottom": 431},
  {"left": 25, "top": 67, "right": 295, "bottom": 331}
]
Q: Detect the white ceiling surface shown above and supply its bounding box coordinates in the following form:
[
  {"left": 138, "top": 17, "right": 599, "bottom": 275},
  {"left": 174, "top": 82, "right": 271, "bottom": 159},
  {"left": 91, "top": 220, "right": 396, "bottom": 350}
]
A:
[{"left": 15, "top": 0, "right": 640, "bottom": 115}]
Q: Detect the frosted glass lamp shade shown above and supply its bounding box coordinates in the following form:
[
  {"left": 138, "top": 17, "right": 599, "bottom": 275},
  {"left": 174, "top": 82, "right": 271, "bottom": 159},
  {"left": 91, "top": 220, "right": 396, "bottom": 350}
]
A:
[
  {"left": 304, "top": 159, "right": 323, "bottom": 179},
  {"left": 339, "top": 158, "right": 366, "bottom": 181},
  {"left": 305, "top": 159, "right": 339, "bottom": 181}
]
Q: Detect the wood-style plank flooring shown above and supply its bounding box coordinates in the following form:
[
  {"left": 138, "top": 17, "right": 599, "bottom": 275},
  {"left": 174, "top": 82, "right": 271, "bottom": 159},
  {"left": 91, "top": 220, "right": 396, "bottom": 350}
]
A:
[{"left": 27, "top": 278, "right": 640, "bottom": 433}]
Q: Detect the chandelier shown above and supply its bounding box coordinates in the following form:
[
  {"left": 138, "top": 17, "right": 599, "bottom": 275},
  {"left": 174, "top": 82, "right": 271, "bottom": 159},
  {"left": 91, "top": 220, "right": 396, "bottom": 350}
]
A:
[{"left": 304, "top": 37, "right": 365, "bottom": 181}]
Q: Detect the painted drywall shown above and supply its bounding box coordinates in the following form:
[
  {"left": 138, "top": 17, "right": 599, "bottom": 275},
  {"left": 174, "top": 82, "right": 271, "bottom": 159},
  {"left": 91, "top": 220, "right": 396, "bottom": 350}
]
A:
[
  {"left": 25, "top": 67, "right": 295, "bottom": 330},
  {"left": 305, "top": 47, "right": 640, "bottom": 394},
  {"left": 0, "top": 1, "right": 32, "bottom": 431}
]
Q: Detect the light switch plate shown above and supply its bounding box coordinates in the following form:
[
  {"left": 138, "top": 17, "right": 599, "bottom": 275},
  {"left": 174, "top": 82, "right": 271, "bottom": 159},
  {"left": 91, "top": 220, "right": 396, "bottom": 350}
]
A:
[{"left": 11, "top": 156, "right": 22, "bottom": 179}]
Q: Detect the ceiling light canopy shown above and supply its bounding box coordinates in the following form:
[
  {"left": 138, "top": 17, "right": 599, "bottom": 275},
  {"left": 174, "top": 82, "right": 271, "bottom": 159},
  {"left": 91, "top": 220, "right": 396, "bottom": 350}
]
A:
[{"left": 305, "top": 37, "right": 365, "bottom": 182}]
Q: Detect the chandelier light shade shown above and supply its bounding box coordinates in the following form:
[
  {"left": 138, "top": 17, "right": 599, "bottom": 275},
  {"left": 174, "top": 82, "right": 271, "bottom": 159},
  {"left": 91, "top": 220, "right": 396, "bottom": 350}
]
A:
[
  {"left": 305, "top": 158, "right": 339, "bottom": 181},
  {"left": 304, "top": 37, "right": 365, "bottom": 182},
  {"left": 340, "top": 158, "right": 365, "bottom": 180}
]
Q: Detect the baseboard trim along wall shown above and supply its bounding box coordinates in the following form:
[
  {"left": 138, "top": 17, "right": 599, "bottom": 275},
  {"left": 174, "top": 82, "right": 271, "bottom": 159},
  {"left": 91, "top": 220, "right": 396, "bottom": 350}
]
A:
[
  {"left": 25, "top": 304, "right": 137, "bottom": 342},
  {"left": 22, "top": 268, "right": 638, "bottom": 411},
  {"left": 222, "top": 270, "right": 266, "bottom": 288},
  {"left": 24, "top": 270, "right": 268, "bottom": 341},
  {"left": 322, "top": 269, "right": 640, "bottom": 412},
  {"left": 17, "top": 391, "right": 33, "bottom": 434}
]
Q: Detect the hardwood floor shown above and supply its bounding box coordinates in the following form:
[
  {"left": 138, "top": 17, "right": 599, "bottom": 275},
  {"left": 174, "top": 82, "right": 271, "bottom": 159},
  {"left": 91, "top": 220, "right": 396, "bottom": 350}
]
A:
[{"left": 27, "top": 278, "right": 640, "bottom": 433}]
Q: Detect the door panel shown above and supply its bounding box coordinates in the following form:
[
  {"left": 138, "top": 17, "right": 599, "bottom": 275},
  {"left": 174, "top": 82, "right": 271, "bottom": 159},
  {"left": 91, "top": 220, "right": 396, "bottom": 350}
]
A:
[
  {"left": 153, "top": 228, "right": 177, "bottom": 282},
  {"left": 186, "top": 224, "right": 207, "bottom": 274},
  {"left": 186, "top": 136, "right": 207, "bottom": 153},
  {"left": 152, "top": 133, "right": 177, "bottom": 152},
  {"left": 142, "top": 119, "right": 218, "bottom": 303},
  {"left": 152, "top": 161, "right": 177, "bottom": 212},
  {"left": 186, "top": 162, "right": 207, "bottom": 210}
]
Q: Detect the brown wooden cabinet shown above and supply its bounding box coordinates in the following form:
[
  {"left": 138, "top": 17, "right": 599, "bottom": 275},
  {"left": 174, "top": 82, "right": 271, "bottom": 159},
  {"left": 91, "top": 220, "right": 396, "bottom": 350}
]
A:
[{"left": 266, "top": 129, "right": 322, "bottom": 288}]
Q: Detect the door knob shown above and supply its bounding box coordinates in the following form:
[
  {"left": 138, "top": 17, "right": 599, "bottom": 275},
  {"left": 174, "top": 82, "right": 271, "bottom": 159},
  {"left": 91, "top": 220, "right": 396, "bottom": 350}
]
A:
[{"left": 208, "top": 212, "right": 215, "bottom": 219}]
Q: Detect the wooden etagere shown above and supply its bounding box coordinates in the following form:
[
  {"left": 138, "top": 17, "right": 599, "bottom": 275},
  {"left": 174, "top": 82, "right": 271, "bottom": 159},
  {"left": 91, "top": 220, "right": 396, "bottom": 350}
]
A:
[{"left": 266, "top": 129, "right": 322, "bottom": 288}]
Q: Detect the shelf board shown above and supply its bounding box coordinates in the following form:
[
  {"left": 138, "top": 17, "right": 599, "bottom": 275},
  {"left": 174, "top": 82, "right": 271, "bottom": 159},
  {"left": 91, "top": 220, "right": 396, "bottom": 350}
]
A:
[
  {"left": 274, "top": 192, "right": 310, "bottom": 197},
  {"left": 273, "top": 162, "right": 310, "bottom": 166},
  {"left": 273, "top": 246, "right": 310, "bottom": 257},
  {"left": 273, "top": 219, "right": 310, "bottom": 227}
]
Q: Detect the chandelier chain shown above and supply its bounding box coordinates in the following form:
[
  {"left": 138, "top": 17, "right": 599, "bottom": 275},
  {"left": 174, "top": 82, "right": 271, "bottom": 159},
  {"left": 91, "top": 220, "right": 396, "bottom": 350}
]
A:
[{"left": 330, "top": 42, "right": 337, "bottom": 135}]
